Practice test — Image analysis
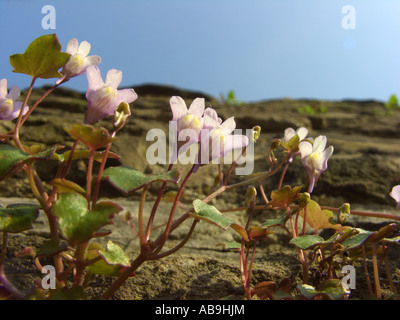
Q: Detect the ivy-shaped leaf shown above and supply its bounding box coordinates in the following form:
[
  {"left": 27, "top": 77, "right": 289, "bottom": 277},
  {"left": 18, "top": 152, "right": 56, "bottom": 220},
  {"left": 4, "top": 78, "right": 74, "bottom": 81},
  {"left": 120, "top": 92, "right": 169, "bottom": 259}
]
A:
[
  {"left": 65, "top": 124, "right": 115, "bottom": 151},
  {"left": 35, "top": 239, "right": 68, "bottom": 258},
  {"left": 299, "top": 199, "right": 344, "bottom": 231},
  {"left": 102, "top": 166, "right": 180, "bottom": 195},
  {"left": 52, "top": 193, "right": 122, "bottom": 246},
  {"left": 48, "top": 178, "right": 86, "bottom": 195},
  {"left": 261, "top": 212, "right": 289, "bottom": 229},
  {"left": 0, "top": 144, "right": 58, "bottom": 181},
  {"left": 9, "top": 34, "right": 70, "bottom": 79},
  {"left": 192, "top": 199, "right": 249, "bottom": 241},
  {"left": 86, "top": 241, "right": 130, "bottom": 277},
  {"left": 269, "top": 185, "right": 302, "bottom": 207},
  {"left": 0, "top": 204, "right": 40, "bottom": 233},
  {"left": 289, "top": 235, "right": 326, "bottom": 250}
]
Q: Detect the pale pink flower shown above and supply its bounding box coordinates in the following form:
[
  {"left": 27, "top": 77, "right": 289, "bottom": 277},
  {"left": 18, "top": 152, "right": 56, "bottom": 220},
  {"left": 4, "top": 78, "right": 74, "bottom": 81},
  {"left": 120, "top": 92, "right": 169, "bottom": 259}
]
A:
[
  {"left": 169, "top": 96, "right": 205, "bottom": 163},
  {"left": 299, "top": 135, "right": 334, "bottom": 193},
  {"left": 390, "top": 185, "right": 400, "bottom": 210},
  {"left": 0, "top": 79, "right": 28, "bottom": 120},
  {"left": 195, "top": 107, "right": 249, "bottom": 172},
  {"left": 85, "top": 66, "right": 137, "bottom": 124},
  {"left": 57, "top": 39, "right": 101, "bottom": 84}
]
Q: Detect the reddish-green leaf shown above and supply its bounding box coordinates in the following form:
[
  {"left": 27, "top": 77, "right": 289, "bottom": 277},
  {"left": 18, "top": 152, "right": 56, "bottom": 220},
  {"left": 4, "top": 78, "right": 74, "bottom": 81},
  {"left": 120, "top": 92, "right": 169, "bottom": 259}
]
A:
[
  {"left": 269, "top": 185, "right": 302, "bottom": 207},
  {"left": 65, "top": 124, "right": 115, "bottom": 150}
]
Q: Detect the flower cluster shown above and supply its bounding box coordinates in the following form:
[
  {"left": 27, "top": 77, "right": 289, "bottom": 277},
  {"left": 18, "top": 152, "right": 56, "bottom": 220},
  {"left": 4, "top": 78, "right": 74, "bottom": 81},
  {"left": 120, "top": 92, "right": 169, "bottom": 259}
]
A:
[
  {"left": 53, "top": 39, "right": 137, "bottom": 124},
  {"left": 169, "top": 96, "right": 249, "bottom": 171}
]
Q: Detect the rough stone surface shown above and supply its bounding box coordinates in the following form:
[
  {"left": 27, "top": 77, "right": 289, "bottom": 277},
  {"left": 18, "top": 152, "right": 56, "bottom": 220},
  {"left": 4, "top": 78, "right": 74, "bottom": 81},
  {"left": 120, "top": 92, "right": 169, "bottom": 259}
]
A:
[{"left": 1, "top": 84, "right": 400, "bottom": 300}]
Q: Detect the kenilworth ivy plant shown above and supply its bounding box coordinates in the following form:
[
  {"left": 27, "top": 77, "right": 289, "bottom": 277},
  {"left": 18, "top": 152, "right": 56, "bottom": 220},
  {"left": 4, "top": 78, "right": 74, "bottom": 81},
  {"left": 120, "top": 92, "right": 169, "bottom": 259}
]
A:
[{"left": 0, "top": 34, "right": 399, "bottom": 300}]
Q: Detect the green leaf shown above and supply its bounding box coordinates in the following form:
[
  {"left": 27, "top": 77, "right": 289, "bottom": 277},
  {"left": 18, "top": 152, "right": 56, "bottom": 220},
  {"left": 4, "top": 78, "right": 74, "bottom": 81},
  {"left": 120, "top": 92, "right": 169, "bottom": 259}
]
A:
[
  {"left": 65, "top": 124, "right": 115, "bottom": 150},
  {"left": 9, "top": 34, "right": 70, "bottom": 79},
  {"left": 36, "top": 239, "right": 68, "bottom": 258},
  {"left": 192, "top": 199, "right": 248, "bottom": 240},
  {"left": 48, "top": 178, "right": 86, "bottom": 195},
  {"left": 86, "top": 241, "right": 130, "bottom": 277},
  {"left": 59, "top": 149, "right": 119, "bottom": 163},
  {"left": 342, "top": 231, "right": 373, "bottom": 250},
  {"left": 102, "top": 166, "right": 180, "bottom": 195},
  {"left": 261, "top": 212, "right": 289, "bottom": 228},
  {"left": 192, "top": 199, "right": 234, "bottom": 230},
  {"left": 289, "top": 235, "right": 325, "bottom": 250},
  {"left": 0, "top": 204, "right": 40, "bottom": 233},
  {"left": 0, "top": 144, "right": 58, "bottom": 180},
  {"left": 52, "top": 193, "right": 122, "bottom": 246},
  {"left": 217, "top": 241, "right": 242, "bottom": 250},
  {"left": 297, "top": 280, "right": 350, "bottom": 300}
]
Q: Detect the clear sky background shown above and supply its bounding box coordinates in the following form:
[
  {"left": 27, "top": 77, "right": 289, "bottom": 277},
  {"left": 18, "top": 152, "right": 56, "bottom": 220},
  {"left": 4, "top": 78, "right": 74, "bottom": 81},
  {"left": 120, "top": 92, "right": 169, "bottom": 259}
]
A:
[{"left": 1, "top": 0, "right": 399, "bottom": 103}]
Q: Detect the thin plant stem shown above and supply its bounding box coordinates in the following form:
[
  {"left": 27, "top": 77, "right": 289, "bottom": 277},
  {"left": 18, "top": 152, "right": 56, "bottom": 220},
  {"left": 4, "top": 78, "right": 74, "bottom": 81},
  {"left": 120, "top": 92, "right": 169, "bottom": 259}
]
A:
[
  {"left": 92, "top": 130, "right": 117, "bottom": 206},
  {"left": 12, "top": 77, "right": 36, "bottom": 151},
  {"left": 20, "top": 82, "right": 60, "bottom": 127},
  {"left": 138, "top": 184, "right": 149, "bottom": 251},
  {"left": 144, "top": 163, "right": 174, "bottom": 242},
  {"left": 277, "top": 161, "right": 290, "bottom": 190},
  {"left": 151, "top": 165, "right": 195, "bottom": 256},
  {"left": 383, "top": 253, "right": 398, "bottom": 294},
  {"left": 86, "top": 148, "right": 95, "bottom": 208},
  {"left": 149, "top": 219, "right": 199, "bottom": 260},
  {"left": 74, "top": 241, "right": 90, "bottom": 287},
  {"left": 372, "top": 243, "right": 382, "bottom": 299},
  {"left": 361, "top": 245, "right": 374, "bottom": 296},
  {"left": 61, "top": 140, "right": 79, "bottom": 179}
]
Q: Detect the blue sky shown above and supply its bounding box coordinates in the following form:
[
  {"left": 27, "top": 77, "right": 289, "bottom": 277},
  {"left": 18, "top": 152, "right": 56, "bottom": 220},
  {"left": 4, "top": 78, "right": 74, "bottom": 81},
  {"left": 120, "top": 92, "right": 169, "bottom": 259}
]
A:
[{"left": 1, "top": 0, "right": 399, "bottom": 103}]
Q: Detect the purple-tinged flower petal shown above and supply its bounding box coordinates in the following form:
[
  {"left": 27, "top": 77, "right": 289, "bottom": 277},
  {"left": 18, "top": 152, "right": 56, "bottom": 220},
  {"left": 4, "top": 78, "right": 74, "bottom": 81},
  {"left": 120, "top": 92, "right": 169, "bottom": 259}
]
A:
[
  {"left": 59, "top": 39, "right": 101, "bottom": 84},
  {"left": 105, "top": 69, "right": 122, "bottom": 88},
  {"left": 299, "top": 136, "right": 333, "bottom": 193},
  {"left": 0, "top": 79, "right": 28, "bottom": 121},
  {"left": 85, "top": 67, "right": 136, "bottom": 124},
  {"left": 66, "top": 38, "right": 79, "bottom": 54},
  {"left": 390, "top": 185, "right": 400, "bottom": 210},
  {"left": 220, "top": 116, "right": 236, "bottom": 135},
  {"left": 188, "top": 98, "right": 205, "bottom": 118},
  {"left": 170, "top": 96, "right": 190, "bottom": 122},
  {"left": 86, "top": 66, "right": 105, "bottom": 92},
  {"left": 0, "top": 79, "right": 7, "bottom": 99},
  {"left": 7, "top": 85, "right": 20, "bottom": 100},
  {"left": 83, "top": 55, "right": 101, "bottom": 69}
]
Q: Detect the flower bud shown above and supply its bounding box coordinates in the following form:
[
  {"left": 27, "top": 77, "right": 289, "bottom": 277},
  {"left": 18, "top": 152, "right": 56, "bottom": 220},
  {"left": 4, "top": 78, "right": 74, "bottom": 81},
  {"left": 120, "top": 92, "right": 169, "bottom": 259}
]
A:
[
  {"left": 252, "top": 125, "right": 261, "bottom": 142},
  {"left": 113, "top": 101, "right": 131, "bottom": 131},
  {"left": 245, "top": 186, "right": 257, "bottom": 207}
]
